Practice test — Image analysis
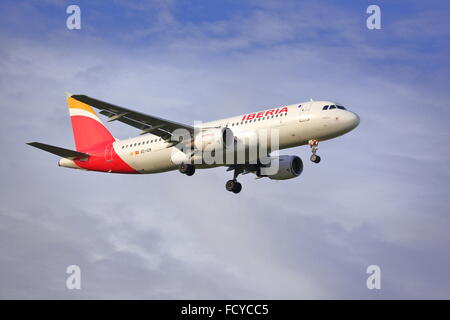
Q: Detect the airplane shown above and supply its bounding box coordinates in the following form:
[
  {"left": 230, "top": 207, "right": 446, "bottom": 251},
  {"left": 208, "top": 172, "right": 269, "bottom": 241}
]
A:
[{"left": 27, "top": 93, "right": 360, "bottom": 194}]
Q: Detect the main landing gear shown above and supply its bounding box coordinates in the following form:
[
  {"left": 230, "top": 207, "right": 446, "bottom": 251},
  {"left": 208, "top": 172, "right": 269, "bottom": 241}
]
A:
[
  {"left": 179, "top": 163, "right": 195, "bottom": 176},
  {"left": 309, "top": 139, "right": 321, "bottom": 164},
  {"left": 225, "top": 166, "right": 243, "bottom": 194}
]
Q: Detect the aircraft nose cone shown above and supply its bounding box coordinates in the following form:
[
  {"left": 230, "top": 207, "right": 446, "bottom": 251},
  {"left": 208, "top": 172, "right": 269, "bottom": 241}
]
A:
[
  {"left": 349, "top": 111, "right": 360, "bottom": 129},
  {"left": 339, "top": 111, "right": 360, "bottom": 133}
]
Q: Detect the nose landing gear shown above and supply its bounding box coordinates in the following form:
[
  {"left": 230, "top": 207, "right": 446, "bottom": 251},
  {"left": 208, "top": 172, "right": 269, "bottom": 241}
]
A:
[
  {"left": 308, "top": 139, "right": 321, "bottom": 163},
  {"left": 179, "top": 163, "right": 195, "bottom": 176}
]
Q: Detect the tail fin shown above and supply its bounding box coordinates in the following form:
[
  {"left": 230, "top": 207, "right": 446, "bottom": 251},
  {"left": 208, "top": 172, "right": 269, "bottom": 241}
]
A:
[{"left": 65, "top": 92, "right": 115, "bottom": 151}]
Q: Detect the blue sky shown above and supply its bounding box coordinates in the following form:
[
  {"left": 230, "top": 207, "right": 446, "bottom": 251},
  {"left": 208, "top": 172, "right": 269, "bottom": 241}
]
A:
[{"left": 0, "top": 0, "right": 449, "bottom": 299}]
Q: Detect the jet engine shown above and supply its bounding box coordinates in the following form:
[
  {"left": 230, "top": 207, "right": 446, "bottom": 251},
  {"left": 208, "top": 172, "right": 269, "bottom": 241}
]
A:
[
  {"left": 259, "top": 155, "right": 303, "bottom": 180},
  {"left": 194, "top": 127, "right": 234, "bottom": 151}
]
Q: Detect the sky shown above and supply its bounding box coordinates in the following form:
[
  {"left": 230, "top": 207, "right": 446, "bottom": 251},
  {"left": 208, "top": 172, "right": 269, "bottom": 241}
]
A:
[{"left": 0, "top": 0, "right": 449, "bottom": 299}]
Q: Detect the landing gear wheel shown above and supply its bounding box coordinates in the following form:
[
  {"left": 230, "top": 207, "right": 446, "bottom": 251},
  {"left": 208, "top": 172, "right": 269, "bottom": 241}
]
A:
[
  {"left": 179, "top": 163, "right": 195, "bottom": 176},
  {"left": 308, "top": 139, "right": 321, "bottom": 164},
  {"left": 225, "top": 180, "right": 236, "bottom": 192},
  {"left": 225, "top": 180, "right": 242, "bottom": 193},
  {"left": 179, "top": 163, "right": 188, "bottom": 174},
  {"left": 232, "top": 182, "right": 242, "bottom": 194},
  {"left": 310, "top": 154, "right": 321, "bottom": 164},
  {"left": 186, "top": 166, "right": 195, "bottom": 176}
]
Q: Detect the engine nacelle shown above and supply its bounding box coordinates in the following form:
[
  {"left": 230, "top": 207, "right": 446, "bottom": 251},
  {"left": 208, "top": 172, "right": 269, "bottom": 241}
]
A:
[
  {"left": 260, "top": 155, "right": 303, "bottom": 180},
  {"left": 194, "top": 127, "right": 234, "bottom": 151}
]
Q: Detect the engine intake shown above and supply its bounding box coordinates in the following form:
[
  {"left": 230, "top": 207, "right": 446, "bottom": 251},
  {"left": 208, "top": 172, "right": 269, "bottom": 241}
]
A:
[{"left": 260, "top": 155, "right": 303, "bottom": 180}]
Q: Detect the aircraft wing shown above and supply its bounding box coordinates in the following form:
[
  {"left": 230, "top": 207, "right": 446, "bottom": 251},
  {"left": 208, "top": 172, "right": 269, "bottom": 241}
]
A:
[{"left": 69, "top": 94, "right": 194, "bottom": 140}]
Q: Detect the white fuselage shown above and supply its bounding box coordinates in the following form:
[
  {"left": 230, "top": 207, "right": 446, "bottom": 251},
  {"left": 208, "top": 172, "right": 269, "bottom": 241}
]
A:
[{"left": 112, "top": 100, "right": 360, "bottom": 173}]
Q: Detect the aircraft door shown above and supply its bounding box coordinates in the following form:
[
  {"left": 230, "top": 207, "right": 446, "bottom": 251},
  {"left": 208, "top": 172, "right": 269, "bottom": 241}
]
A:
[
  {"left": 298, "top": 102, "right": 311, "bottom": 123},
  {"left": 105, "top": 143, "right": 113, "bottom": 162}
]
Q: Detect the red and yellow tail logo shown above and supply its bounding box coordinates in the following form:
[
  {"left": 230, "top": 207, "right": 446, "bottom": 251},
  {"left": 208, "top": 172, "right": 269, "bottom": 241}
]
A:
[{"left": 66, "top": 94, "right": 115, "bottom": 152}]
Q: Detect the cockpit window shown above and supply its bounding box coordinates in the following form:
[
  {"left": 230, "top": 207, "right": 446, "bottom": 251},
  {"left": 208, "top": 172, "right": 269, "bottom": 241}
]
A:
[{"left": 323, "top": 104, "right": 347, "bottom": 110}]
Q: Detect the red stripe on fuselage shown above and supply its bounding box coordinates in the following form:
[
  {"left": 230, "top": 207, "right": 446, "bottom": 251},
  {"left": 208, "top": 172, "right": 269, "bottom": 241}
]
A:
[
  {"left": 74, "top": 142, "right": 138, "bottom": 173},
  {"left": 70, "top": 115, "right": 137, "bottom": 173}
]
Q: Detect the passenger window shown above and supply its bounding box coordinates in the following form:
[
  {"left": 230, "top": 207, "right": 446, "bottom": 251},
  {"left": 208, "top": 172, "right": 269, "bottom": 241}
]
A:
[
  {"left": 329, "top": 105, "right": 336, "bottom": 110},
  {"left": 323, "top": 105, "right": 329, "bottom": 110}
]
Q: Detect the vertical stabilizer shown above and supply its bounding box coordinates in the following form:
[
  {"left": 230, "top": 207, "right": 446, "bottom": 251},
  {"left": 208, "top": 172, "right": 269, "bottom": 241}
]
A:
[{"left": 65, "top": 93, "right": 115, "bottom": 152}]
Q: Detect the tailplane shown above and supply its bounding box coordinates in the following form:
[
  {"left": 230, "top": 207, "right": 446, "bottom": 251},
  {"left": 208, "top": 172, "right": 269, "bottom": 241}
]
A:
[{"left": 27, "top": 142, "right": 90, "bottom": 160}]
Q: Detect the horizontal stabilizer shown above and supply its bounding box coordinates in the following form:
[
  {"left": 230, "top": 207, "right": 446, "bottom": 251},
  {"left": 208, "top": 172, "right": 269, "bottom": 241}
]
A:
[{"left": 27, "top": 142, "right": 90, "bottom": 160}]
